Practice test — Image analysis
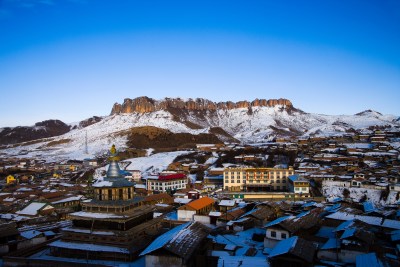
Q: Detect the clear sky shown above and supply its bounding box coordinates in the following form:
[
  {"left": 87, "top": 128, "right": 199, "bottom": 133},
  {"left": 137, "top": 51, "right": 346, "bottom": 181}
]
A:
[{"left": 1, "top": 0, "right": 399, "bottom": 127}]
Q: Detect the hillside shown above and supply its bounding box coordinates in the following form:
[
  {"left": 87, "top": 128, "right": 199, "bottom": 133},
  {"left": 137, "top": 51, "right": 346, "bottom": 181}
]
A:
[{"left": 0, "top": 97, "right": 399, "bottom": 160}]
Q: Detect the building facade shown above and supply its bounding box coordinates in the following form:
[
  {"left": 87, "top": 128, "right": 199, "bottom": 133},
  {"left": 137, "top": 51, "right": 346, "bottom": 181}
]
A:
[
  {"left": 146, "top": 173, "right": 188, "bottom": 192},
  {"left": 223, "top": 166, "right": 294, "bottom": 192}
]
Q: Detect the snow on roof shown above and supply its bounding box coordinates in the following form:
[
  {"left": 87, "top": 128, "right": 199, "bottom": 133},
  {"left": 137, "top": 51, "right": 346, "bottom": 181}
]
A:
[
  {"left": 62, "top": 227, "right": 115, "bottom": 236},
  {"left": 140, "top": 222, "right": 190, "bottom": 256},
  {"left": 219, "top": 200, "right": 236, "bottom": 207},
  {"left": 49, "top": 240, "right": 130, "bottom": 254},
  {"left": 51, "top": 195, "right": 83, "bottom": 205},
  {"left": 69, "top": 211, "right": 125, "bottom": 219},
  {"left": 326, "top": 212, "right": 385, "bottom": 227},
  {"left": 217, "top": 256, "right": 270, "bottom": 267},
  {"left": 268, "top": 236, "right": 298, "bottom": 258},
  {"left": 20, "top": 230, "right": 43, "bottom": 239},
  {"left": 16, "top": 202, "right": 47, "bottom": 216},
  {"left": 264, "top": 215, "right": 295, "bottom": 228},
  {"left": 209, "top": 211, "right": 222, "bottom": 217},
  {"left": 356, "top": 253, "right": 383, "bottom": 267},
  {"left": 174, "top": 198, "right": 192, "bottom": 204}
]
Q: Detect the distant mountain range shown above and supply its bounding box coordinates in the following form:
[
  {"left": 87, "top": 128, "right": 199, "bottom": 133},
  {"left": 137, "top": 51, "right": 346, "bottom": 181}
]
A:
[{"left": 1, "top": 97, "right": 399, "bottom": 160}]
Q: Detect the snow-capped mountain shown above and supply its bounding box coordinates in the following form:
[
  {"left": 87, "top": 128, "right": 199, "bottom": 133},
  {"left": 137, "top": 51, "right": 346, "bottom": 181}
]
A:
[{"left": 1, "top": 97, "right": 399, "bottom": 161}]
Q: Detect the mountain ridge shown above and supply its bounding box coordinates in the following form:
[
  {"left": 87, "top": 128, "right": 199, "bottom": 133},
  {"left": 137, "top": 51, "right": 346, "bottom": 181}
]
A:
[
  {"left": 1, "top": 96, "right": 399, "bottom": 160},
  {"left": 110, "top": 96, "right": 295, "bottom": 115}
]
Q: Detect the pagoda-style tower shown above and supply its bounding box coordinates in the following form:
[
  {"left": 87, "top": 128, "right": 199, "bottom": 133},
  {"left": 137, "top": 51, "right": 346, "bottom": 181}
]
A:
[{"left": 48, "top": 145, "right": 160, "bottom": 262}]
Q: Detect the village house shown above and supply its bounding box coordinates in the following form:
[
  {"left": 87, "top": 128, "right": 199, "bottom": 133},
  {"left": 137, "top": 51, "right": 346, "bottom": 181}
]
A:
[
  {"left": 139, "top": 221, "right": 211, "bottom": 267},
  {"left": 177, "top": 196, "right": 215, "bottom": 221}
]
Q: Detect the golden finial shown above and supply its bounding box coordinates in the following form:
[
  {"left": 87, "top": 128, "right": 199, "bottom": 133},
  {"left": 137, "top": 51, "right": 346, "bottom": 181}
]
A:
[{"left": 110, "top": 144, "right": 117, "bottom": 155}]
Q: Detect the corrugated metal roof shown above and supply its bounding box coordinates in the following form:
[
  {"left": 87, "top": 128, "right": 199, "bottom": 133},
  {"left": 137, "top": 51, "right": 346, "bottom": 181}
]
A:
[
  {"left": 268, "top": 236, "right": 298, "bottom": 258},
  {"left": 356, "top": 253, "right": 383, "bottom": 267},
  {"left": 186, "top": 196, "right": 215, "bottom": 210},
  {"left": 139, "top": 222, "right": 189, "bottom": 256},
  {"left": 264, "top": 215, "right": 294, "bottom": 228},
  {"left": 140, "top": 221, "right": 211, "bottom": 261}
]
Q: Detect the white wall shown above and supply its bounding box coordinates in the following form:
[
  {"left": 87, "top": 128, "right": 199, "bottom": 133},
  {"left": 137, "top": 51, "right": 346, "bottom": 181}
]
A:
[
  {"left": 193, "top": 215, "right": 210, "bottom": 224},
  {"left": 323, "top": 180, "right": 351, "bottom": 188},
  {"left": 177, "top": 210, "right": 195, "bottom": 221}
]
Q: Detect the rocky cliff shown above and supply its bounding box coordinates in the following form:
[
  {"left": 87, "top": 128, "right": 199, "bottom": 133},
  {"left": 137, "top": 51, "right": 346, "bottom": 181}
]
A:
[
  {"left": 0, "top": 120, "right": 71, "bottom": 145},
  {"left": 110, "top": 97, "right": 293, "bottom": 114}
]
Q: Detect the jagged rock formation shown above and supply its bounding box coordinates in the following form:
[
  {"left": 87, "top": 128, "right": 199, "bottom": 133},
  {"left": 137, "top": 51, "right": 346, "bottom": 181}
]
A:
[
  {"left": 0, "top": 120, "right": 70, "bottom": 145},
  {"left": 110, "top": 97, "right": 293, "bottom": 115},
  {"left": 78, "top": 116, "right": 103, "bottom": 128}
]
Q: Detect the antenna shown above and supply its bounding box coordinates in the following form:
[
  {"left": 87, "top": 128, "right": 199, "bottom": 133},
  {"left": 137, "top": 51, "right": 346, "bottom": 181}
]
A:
[{"left": 85, "top": 131, "right": 89, "bottom": 154}]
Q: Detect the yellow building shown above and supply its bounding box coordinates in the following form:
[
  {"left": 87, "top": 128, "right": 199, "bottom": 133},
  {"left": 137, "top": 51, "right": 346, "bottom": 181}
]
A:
[
  {"left": 223, "top": 166, "right": 294, "bottom": 192},
  {"left": 6, "top": 175, "right": 16, "bottom": 184}
]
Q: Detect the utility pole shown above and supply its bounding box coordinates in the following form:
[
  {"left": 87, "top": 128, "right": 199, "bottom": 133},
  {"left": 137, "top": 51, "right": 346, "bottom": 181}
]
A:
[{"left": 85, "top": 131, "right": 89, "bottom": 154}]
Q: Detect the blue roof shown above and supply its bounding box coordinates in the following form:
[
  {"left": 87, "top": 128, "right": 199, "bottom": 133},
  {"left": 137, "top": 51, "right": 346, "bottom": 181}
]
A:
[
  {"left": 320, "top": 238, "right": 340, "bottom": 250},
  {"left": 331, "top": 197, "right": 343, "bottom": 203},
  {"left": 296, "top": 211, "right": 310, "bottom": 219},
  {"left": 268, "top": 236, "right": 298, "bottom": 258},
  {"left": 363, "top": 201, "right": 376, "bottom": 213},
  {"left": 325, "top": 203, "right": 341, "bottom": 213},
  {"left": 139, "top": 222, "right": 190, "bottom": 256},
  {"left": 340, "top": 228, "right": 356, "bottom": 239},
  {"left": 334, "top": 220, "right": 355, "bottom": 232},
  {"left": 288, "top": 174, "right": 299, "bottom": 182},
  {"left": 356, "top": 253, "right": 383, "bottom": 267},
  {"left": 391, "top": 233, "right": 400, "bottom": 242},
  {"left": 316, "top": 227, "right": 335, "bottom": 239},
  {"left": 302, "top": 202, "right": 316, "bottom": 208},
  {"left": 265, "top": 215, "right": 293, "bottom": 228}
]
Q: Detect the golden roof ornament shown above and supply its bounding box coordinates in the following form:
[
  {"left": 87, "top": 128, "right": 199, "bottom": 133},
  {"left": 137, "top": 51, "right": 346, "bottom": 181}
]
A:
[
  {"left": 109, "top": 144, "right": 119, "bottom": 161},
  {"left": 110, "top": 144, "right": 117, "bottom": 155}
]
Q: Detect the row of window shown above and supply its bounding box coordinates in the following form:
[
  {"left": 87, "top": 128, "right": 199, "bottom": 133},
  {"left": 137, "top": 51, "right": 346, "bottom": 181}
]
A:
[{"left": 270, "top": 231, "right": 287, "bottom": 239}]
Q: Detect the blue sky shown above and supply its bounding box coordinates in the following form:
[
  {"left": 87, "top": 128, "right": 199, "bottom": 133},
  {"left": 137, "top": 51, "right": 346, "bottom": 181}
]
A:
[{"left": 0, "top": 0, "right": 399, "bottom": 127}]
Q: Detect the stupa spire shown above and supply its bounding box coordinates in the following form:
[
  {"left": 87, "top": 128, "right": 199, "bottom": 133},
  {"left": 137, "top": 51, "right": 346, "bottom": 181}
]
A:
[{"left": 106, "top": 144, "right": 122, "bottom": 178}]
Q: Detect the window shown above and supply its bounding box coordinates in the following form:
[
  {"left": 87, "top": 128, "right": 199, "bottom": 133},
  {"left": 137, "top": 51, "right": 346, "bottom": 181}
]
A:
[
  {"left": 271, "top": 231, "right": 276, "bottom": 238},
  {"left": 108, "top": 189, "right": 112, "bottom": 200},
  {"left": 281, "top": 233, "right": 287, "bottom": 239},
  {"left": 119, "top": 189, "right": 123, "bottom": 199},
  {"left": 98, "top": 189, "right": 102, "bottom": 200}
]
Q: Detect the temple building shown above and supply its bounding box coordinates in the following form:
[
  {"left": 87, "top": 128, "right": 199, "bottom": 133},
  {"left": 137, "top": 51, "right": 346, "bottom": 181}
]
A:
[{"left": 46, "top": 145, "right": 163, "bottom": 262}]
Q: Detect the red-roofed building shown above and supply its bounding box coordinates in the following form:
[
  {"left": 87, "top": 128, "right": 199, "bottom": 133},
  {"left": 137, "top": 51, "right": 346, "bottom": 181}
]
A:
[{"left": 146, "top": 172, "right": 188, "bottom": 193}]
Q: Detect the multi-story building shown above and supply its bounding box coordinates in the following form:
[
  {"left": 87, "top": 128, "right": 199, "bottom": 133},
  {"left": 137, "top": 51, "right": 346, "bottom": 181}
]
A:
[
  {"left": 288, "top": 174, "right": 310, "bottom": 196},
  {"left": 146, "top": 172, "right": 188, "bottom": 192},
  {"left": 223, "top": 166, "right": 294, "bottom": 192}
]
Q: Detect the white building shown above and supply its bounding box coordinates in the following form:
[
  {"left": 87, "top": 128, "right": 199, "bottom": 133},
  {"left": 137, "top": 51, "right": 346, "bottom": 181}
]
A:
[{"left": 146, "top": 173, "right": 188, "bottom": 192}]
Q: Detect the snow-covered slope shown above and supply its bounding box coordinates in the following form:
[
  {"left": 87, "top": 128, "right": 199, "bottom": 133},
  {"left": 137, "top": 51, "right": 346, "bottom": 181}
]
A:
[{"left": 1, "top": 106, "right": 398, "bottom": 161}]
